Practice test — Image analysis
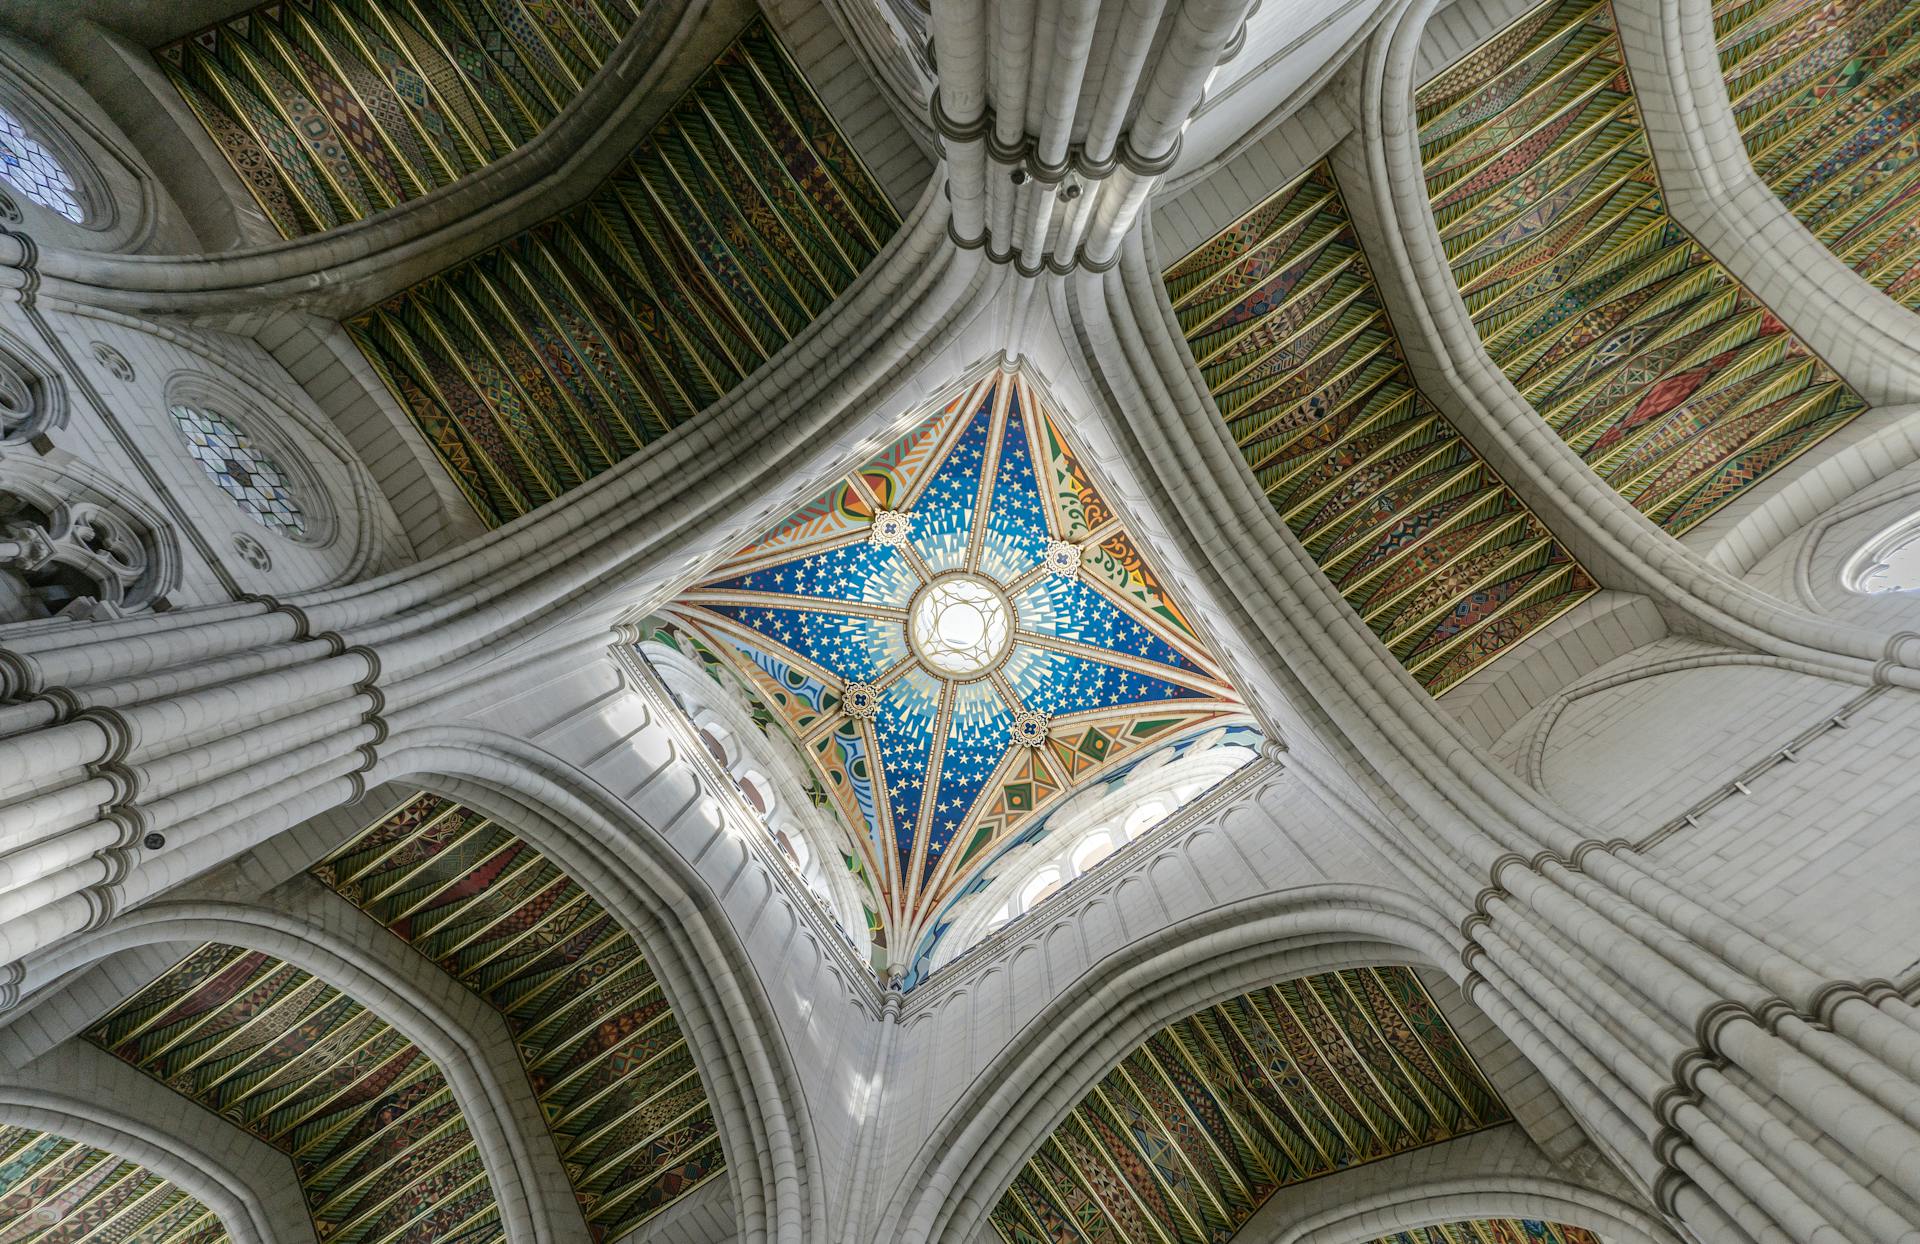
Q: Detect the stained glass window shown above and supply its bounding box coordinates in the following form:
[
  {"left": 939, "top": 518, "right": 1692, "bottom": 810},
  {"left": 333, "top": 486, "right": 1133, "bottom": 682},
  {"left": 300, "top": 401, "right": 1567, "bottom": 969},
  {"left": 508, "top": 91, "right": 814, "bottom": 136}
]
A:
[
  {"left": 0, "top": 104, "right": 83, "bottom": 222},
  {"left": 169, "top": 404, "right": 305, "bottom": 535}
]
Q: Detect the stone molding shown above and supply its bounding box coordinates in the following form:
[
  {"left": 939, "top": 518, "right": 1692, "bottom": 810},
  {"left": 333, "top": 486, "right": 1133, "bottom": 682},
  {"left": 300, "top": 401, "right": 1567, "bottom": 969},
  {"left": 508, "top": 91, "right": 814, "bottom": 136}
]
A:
[
  {"left": 1609, "top": 0, "right": 1920, "bottom": 408},
  {"left": 0, "top": 1085, "right": 277, "bottom": 1244},
  {"left": 10, "top": 900, "right": 570, "bottom": 1244},
  {"left": 0, "top": 0, "right": 716, "bottom": 319}
]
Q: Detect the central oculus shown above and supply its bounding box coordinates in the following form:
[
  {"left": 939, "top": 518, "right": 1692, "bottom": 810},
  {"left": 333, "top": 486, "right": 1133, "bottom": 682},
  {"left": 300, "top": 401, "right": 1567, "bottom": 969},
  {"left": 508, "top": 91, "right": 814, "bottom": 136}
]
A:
[{"left": 908, "top": 574, "right": 1013, "bottom": 678}]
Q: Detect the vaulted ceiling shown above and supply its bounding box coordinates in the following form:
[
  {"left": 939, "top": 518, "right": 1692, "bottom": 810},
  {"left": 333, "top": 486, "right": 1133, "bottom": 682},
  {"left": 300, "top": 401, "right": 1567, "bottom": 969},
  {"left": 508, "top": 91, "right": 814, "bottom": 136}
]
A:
[
  {"left": 344, "top": 16, "right": 902, "bottom": 526},
  {"left": 1718, "top": 0, "right": 1920, "bottom": 310},
  {"left": 89, "top": 943, "right": 505, "bottom": 1244},
  {"left": 0, "top": 1127, "right": 230, "bottom": 1244},
  {"left": 312, "top": 792, "right": 725, "bottom": 1239},
  {"left": 1416, "top": 0, "right": 1867, "bottom": 535},
  {"left": 1365, "top": 1224, "right": 1600, "bottom": 1244},
  {"left": 659, "top": 369, "right": 1255, "bottom": 969},
  {"left": 76, "top": 790, "right": 727, "bottom": 1244},
  {"left": 156, "top": 0, "right": 648, "bottom": 236},
  {"left": 986, "top": 966, "right": 1523, "bottom": 1243},
  {"left": 1166, "top": 161, "right": 1598, "bottom": 694}
]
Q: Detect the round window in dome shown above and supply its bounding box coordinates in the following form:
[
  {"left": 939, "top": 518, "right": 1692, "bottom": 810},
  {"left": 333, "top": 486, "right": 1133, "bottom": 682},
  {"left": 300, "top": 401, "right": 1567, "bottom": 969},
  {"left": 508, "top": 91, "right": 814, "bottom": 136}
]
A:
[{"left": 908, "top": 574, "right": 1013, "bottom": 678}]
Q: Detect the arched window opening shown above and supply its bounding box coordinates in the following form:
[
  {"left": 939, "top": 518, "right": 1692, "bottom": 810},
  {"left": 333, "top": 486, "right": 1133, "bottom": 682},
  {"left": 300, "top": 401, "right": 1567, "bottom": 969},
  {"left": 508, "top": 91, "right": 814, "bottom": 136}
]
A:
[
  {"left": 169, "top": 404, "right": 306, "bottom": 536},
  {"left": 1123, "top": 799, "right": 1169, "bottom": 839},
  {"left": 0, "top": 103, "right": 84, "bottom": 222},
  {"left": 0, "top": 483, "right": 168, "bottom": 622},
  {"left": 1070, "top": 831, "right": 1116, "bottom": 875},
  {"left": 1019, "top": 868, "right": 1062, "bottom": 913},
  {"left": 1853, "top": 517, "right": 1920, "bottom": 593},
  {"left": 698, "top": 724, "right": 733, "bottom": 768}
]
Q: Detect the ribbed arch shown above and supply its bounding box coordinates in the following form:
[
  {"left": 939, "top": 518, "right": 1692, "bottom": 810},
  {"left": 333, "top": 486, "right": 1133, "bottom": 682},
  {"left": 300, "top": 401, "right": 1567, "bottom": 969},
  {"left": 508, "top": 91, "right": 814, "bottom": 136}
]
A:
[
  {"left": 310, "top": 790, "right": 728, "bottom": 1239},
  {"left": 0, "top": 1108, "right": 244, "bottom": 1244},
  {"left": 45, "top": 907, "right": 544, "bottom": 1244},
  {"left": 876, "top": 885, "right": 1473, "bottom": 1242},
  {"left": 154, "top": 0, "right": 657, "bottom": 238},
  {"left": 983, "top": 964, "right": 1513, "bottom": 1243},
  {"left": 364, "top": 736, "right": 833, "bottom": 1244}
]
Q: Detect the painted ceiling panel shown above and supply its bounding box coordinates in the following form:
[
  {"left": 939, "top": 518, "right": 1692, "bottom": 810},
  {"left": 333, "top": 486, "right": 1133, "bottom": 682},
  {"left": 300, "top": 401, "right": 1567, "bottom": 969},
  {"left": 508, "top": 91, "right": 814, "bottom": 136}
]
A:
[
  {"left": 659, "top": 369, "right": 1252, "bottom": 970},
  {"left": 986, "top": 966, "right": 1513, "bottom": 1244},
  {"left": 1165, "top": 161, "right": 1598, "bottom": 695},
  {"left": 156, "top": 0, "right": 647, "bottom": 238},
  {"left": 1366, "top": 1223, "right": 1601, "bottom": 1244},
  {"left": 1716, "top": 0, "right": 1920, "bottom": 309},
  {"left": 1416, "top": 0, "right": 1867, "bottom": 536},
  {"left": 0, "top": 1126, "right": 230, "bottom": 1244},
  {"left": 87, "top": 943, "right": 503, "bottom": 1244},
  {"left": 311, "top": 791, "right": 725, "bottom": 1240},
  {"left": 344, "top": 18, "right": 900, "bottom": 526}
]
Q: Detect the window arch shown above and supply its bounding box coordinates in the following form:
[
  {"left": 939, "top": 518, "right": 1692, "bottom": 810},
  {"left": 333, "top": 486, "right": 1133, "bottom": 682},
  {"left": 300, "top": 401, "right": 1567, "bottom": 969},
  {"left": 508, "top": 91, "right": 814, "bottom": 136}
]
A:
[
  {"left": 0, "top": 102, "right": 84, "bottom": 222},
  {"left": 1847, "top": 511, "right": 1920, "bottom": 595}
]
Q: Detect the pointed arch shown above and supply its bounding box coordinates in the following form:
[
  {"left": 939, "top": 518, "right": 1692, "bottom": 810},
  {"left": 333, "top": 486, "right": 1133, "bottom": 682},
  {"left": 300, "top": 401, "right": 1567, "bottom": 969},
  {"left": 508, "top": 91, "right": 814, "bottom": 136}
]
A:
[
  {"left": 876, "top": 883, "right": 1473, "bottom": 1241},
  {"left": 16, "top": 902, "right": 563, "bottom": 1244},
  {"left": 0, "top": 1090, "right": 272, "bottom": 1244},
  {"left": 361, "top": 726, "right": 830, "bottom": 1244}
]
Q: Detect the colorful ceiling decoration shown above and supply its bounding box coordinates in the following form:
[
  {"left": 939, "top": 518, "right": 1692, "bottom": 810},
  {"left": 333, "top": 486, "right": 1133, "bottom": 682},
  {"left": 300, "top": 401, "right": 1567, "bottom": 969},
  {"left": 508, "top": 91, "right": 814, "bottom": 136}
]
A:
[
  {"left": 311, "top": 791, "right": 724, "bottom": 1239},
  {"left": 986, "top": 966, "right": 1512, "bottom": 1244},
  {"left": 1416, "top": 0, "right": 1867, "bottom": 535},
  {"left": 1367, "top": 1223, "right": 1601, "bottom": 1244},
  {"left": 1164, "top": 161, "right": 1598, "bottom": 695},
  {"left": 157, "top": 0, "right": 649, "bottom": 238},
  {"left": 345, "top": 17, "right": 899, "bottom": 527},
  {"left": 903, "top": 721, "right": 1266, "bottom": 985},
  {"left": 658, "top": 369, "right": 1250, "bottom": 971},
  {"left": 0, "top": 1126, "right": 230, "bottom": 1244},
  {"left": 1716, "top": 0, "right": 1920, "bottom": 310},
  {"left": 87, "top": 944, "right": 503, "bottom": 1244}
]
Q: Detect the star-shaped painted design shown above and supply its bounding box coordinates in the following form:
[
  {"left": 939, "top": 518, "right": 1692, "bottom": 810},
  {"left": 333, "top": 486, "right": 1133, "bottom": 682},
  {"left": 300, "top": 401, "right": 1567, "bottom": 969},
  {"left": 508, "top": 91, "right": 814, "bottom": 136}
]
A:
[{"left": 666, "top": 371, "right": 1245, "bottom": 961}]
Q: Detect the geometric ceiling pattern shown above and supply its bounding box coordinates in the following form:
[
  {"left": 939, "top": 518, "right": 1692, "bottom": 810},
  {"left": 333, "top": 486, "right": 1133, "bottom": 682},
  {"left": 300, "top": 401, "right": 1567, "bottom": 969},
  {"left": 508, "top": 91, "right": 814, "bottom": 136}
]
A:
[
  {"left": 1716, "top": 0, "right": 1920, "bottom": 310},
  {"left": 311, "top": 791, "right": 724, "bottom": 1240},
  {"left": 0, "top": 1125, "right": 230, "bottom": 1244},
  {"left": 157, "top": 0, "right": 645, "bottom": 237},
  {"left": 987, "top": 966, "right": 1512, "bottom": 1244},
  {"left": 1417, "top": 0, "right": 1868, "bottom": 535},
  {"left": 1165, "top": 161, "right": 1599, "bottom": 695},
  {"left": 87, "top": 944, "right": 504, "bottom": 1244},
  {"left": 1367, "top": 1224, "right": 1601, "bottom": 1244},
  {"left": 346, "top": 18, "right": 900, "bottom": 526},
  {"left": 663, "top": 369, "right": 1249, "bottom": 968}
]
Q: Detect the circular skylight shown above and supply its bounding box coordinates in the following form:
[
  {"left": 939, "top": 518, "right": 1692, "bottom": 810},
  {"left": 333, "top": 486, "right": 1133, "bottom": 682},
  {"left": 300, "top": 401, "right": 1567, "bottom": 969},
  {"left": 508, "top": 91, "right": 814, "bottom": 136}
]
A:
[{"left": 909, "top": 575, "right": 1012, "bottom": 678}]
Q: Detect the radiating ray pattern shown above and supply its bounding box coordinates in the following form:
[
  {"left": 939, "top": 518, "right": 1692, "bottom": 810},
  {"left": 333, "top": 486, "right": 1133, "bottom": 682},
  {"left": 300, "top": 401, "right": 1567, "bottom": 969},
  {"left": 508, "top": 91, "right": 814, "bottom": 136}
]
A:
[{"left": 659, "top": 370, "right": 1251, "bottom": 965}]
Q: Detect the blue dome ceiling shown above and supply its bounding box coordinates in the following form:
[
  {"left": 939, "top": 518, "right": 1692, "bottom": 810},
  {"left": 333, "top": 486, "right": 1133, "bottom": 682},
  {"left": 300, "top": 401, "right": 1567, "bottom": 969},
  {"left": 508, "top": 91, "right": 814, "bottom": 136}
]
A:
[{"left": 662, "top": 368, "right": 1250, "bottom": 965}]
